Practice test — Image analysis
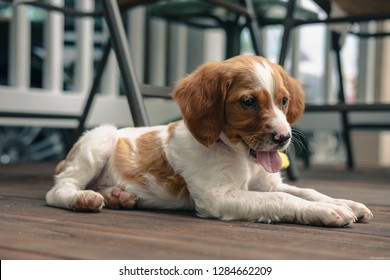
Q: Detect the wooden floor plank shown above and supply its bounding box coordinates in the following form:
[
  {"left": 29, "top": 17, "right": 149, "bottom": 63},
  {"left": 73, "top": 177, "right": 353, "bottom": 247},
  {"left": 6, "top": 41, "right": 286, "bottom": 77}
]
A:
[{"left": 0, "top": 162, "right": 389, "bottom": 260}]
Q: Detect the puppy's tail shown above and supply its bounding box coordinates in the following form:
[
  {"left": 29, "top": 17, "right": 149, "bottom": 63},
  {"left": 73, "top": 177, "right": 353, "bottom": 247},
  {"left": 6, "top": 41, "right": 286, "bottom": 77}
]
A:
[{"left": 55, "top": 160, "right": 66, "bottom": 175}]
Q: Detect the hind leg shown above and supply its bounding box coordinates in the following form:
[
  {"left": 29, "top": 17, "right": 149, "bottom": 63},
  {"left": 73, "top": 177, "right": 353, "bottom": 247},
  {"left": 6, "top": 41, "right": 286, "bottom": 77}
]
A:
[
  {"left": 46, "top": 125, "right": 117, "bottom": 211},
  {"left": 46, "top": 174, "right": 107, "bottom": 212},
  {"left": 98, "top": 186, "right": 138, "bottom": 209}
]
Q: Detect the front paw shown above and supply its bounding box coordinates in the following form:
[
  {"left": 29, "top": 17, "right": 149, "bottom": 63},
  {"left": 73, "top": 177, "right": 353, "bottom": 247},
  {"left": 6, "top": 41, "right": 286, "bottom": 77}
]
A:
[
  {"left": 333, "top": 199, "right": 373, "bottom": 223},
  {"left": 303, "top": 202, "right": 357, "bottom": 227}
]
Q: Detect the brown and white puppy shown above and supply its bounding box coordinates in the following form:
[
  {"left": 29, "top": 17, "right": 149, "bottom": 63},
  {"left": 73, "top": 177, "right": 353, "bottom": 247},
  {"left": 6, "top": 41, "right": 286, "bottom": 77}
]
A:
[{"left": 46, "top": 55, "right": 373, "bottom": 227}]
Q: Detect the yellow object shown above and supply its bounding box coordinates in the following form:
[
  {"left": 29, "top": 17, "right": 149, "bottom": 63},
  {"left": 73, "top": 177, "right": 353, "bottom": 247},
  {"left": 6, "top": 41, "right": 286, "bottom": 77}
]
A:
[{"left": 278, "top": 151, "right": 290, "bottom": 169}]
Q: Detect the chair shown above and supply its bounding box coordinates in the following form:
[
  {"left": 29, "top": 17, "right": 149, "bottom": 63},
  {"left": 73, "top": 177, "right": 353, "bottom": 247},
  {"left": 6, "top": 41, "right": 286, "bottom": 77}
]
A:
[
  {"left": 146, "top": 0, "right": 265, "bottom": 59},
  {"left": 10, "top": 0, "right": 152, "bottom": 130},
  {"left": 147, "top": 0, "right": 318, "bottom": 59},
  {"left": 277, "top": 0, "right": 390, "bottom": 168},
  {"left": 9, "top": 0, "right": 263, "bottom": 134}
]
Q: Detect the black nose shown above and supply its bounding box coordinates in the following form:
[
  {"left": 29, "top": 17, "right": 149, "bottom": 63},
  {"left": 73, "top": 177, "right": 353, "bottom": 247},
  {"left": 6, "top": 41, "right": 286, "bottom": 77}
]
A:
[{"left": 272, "top": 131, "right": 291, "bottom": 146}]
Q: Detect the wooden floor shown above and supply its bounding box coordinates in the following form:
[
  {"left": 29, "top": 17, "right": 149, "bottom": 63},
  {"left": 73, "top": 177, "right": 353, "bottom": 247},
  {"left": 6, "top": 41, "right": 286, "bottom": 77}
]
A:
[{"left": 0, "top": 162, "right": 389, "bottom": 260}]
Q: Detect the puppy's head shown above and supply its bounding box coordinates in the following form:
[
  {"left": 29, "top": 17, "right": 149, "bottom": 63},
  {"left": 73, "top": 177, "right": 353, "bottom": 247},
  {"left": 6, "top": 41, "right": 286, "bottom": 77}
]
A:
[{"left": 172, "top": 55, "right": 305, "bottom": 173}]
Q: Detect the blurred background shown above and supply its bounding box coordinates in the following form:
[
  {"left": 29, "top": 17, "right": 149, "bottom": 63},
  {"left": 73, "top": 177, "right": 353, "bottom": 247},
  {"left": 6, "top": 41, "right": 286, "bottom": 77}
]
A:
[{"left": 0, "top": 0, "right": 389, "bottom": 170}]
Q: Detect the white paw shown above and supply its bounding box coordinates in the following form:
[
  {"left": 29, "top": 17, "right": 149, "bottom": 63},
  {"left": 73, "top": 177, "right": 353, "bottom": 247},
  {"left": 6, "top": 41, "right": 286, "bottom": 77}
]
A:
[
  {"left": 71, "top": 190, "right": 105, "bottom": 211},
  {"left": 333, "top": 199, "right": 373, "bottom": 223},
  {"left": 304, "top": 202, "right": 357, "bottom": 227}
]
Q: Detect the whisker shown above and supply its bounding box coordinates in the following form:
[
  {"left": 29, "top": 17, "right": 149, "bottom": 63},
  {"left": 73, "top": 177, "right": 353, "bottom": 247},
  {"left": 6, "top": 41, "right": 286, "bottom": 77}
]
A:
[
  {"left": 292, "top": 127, "right": 306, "bottom": 140},
  {"left": 291, "top": 128, "right": 306, "bottom": 152},
  {"left": 238, "top": 134, "right": 266, "bottom": 152},
  {"left": 291, "top": 137, "right": 305, "bottom": 152}
]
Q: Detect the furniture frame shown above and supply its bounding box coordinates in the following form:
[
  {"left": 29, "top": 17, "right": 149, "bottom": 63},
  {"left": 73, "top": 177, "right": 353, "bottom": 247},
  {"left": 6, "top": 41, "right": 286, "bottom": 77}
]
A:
[
  {"left": 4, "top": 0, "right": 263, "bottom": 138},
  {"left": 277, "top": 0, "right": 390, "bottom": 169}
]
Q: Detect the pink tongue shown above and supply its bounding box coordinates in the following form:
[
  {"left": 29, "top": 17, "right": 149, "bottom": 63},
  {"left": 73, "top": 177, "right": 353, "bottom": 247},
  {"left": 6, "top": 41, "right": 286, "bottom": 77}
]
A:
[{"left": 256, "top": 151, "right": 282, "bottom": 173}]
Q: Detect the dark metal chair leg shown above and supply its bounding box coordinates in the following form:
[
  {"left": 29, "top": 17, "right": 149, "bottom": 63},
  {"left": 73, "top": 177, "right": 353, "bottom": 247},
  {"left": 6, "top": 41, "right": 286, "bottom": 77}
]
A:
[
  {"left": 286, "top": 149, "right": 299, "bottom": 181},
  {"left": 279, "top": 0, "right": 296, "bottom": 66},
  {"left": 225, "top": 20, "right": 242, "bottom": 58},
  {"left": 340, "top": 111, "right": 354, "bottom": 169},
  {"left": 222, "top": 0, "right": 263, "bottom": 59},
  {"left": 101, "top": 0, "right": 150, "bottom": 127},
  {"left": 332, "top": 31, "right": 354, "bottom": 169},
  {"left": 243, "top": 0, "right": 263, "bottom": 56}
]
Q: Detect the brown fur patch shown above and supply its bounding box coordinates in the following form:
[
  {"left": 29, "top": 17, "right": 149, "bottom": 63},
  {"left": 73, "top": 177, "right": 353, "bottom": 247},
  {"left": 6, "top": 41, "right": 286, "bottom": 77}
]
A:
[
  {"left": 113, "top": 138, "right": 147, "bottom": 186},
  {"left": 167, "top": 121, "right": 180, "bottom": 144},
  {"left": 113, "top": 132, "right": 190, "bottom": 200},
  {"left": 55, "top": 160, "right": 66, "bottom": 175},
  {"left": 172, "top": 61, "right": 229, "bottom": 147}
]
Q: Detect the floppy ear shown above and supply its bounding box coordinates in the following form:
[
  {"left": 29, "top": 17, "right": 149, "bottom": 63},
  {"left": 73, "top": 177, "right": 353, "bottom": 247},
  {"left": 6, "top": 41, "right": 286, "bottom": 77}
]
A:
[
  {"left": 275, "top": 65, "right": 305, "bottom": 124},
  {"left": 172, "top": 61, "right": 229, "bottom": 147}
]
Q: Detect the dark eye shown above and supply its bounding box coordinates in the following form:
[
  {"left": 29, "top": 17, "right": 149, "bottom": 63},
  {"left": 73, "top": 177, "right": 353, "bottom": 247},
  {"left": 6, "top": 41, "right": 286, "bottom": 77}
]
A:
[
  {"left": 282, "top": 97, "right": 288, "bottom": 107},
  {"left": 241, "top": 97, "right": 256, "bottom": 109}
]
